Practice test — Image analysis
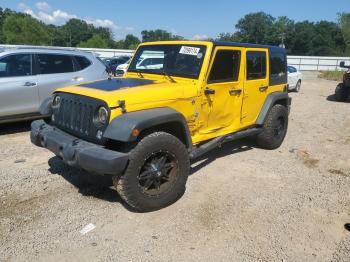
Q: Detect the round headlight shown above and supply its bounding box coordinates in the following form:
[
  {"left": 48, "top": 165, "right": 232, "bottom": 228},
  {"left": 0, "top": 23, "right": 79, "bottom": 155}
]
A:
[
  {"left": 97, "top": 106, "right": 108, "bottom": 124},
  {"left": 52, "top": 95, "right": 61, "bottom": 108}
]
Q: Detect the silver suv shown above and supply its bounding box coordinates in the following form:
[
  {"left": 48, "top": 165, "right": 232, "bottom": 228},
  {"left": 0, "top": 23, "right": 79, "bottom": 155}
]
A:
[{"left": 0, "top": 47, "right": 109, "bottom": 123}]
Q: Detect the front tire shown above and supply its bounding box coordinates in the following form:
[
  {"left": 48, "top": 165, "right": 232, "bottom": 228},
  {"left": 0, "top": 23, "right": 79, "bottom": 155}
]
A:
[
  {"left": 114, "top": 132, "right": 190, "bottom": 212},
  {"left": 256, "top": 104, "right": 288, "bottom": 150},
  {"left": 294, "top": 80, "right": 301, "bottom": 92},
  {"left": 335, "top": 83, "right": 349, "bottom": 102}
]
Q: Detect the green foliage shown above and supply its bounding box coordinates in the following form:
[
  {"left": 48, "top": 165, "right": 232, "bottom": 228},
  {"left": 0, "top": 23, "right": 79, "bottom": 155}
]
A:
[
  {"left": 0, "top": 6, "right": 349, "bottom": 56},
  {"left": 318, "top": 70, "right": 345, "bottom": 81},
  {"left": 141, "top": 29, "right": 184, "bottom": 42},
  {"left": 221, "top": 11, "right": 349, "bottom": 56},
  {"left": 3, "top": 14, "right": 50, "bottom": 45},
  {"left": 61, "top": 19, "right": 94, "bottom": 46},
  {"left": 235, "top": 12, "right": 275, "bottom": 44},
  {"left": 339, "top": 13, "right": 350, "bottom": 55},
  {"left": 78, "top": 34, "right": 108, "bottom": 48},
  {"left": 114, "top": 34, "right": 141, "bottom": 49}
]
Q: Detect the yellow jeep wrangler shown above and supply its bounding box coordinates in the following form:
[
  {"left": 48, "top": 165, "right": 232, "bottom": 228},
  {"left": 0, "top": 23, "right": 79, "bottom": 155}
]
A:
[{"left": 31, "top": 41, "right": 291, "bottom": 211}]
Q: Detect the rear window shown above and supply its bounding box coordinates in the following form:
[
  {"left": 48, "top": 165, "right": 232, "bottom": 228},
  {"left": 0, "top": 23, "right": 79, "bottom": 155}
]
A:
[
  {"left": 0, "top": 54, "right": 32, "bottom": 77},
  {"left": 75, "top": 56, "right": 91, "bottom": 70},
  {"left": 37, "top": 54, "right": 74, "bottom": 74},
  {"left": 287, "top": 66, "right": 297, "bottom": 73},
  {"left": 270, "top": 50, "right": 287, "bottom": 85},
  {"left": 246, "top": 51, "right": 267, "bottom": 80}
]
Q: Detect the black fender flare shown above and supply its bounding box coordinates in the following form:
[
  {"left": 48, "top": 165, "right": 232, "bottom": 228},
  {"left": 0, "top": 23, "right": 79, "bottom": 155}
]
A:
[
  {"left": 256, "top": 92, "right": 291, "bottom": 125},
  {"left": 103, "top": 107, "right": 193, "bottom": 148}
]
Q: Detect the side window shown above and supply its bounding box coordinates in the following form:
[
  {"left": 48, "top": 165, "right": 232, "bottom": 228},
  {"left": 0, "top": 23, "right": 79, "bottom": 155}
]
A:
[
  {"left": 75, "top": 56, "right": 91, "bottom": 70},
  {"left": 246, "top": 51, "right": 266, "bottom": 80},
  {"left": 37, "top": 54, "right": 74, "bottom": 74},
  {"left": 208, "top": 50, "right": 241, "bottom": 82},
  {"left": 0, "top": 54, "right": 32, "bottom": 77},
  {"left": 270, "top": 51, "right": 287, "bottom": 85}
]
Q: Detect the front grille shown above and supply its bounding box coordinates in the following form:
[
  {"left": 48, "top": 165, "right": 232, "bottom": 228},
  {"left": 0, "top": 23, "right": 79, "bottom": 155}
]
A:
[{"left": 51, "top": 93, "right": 109, "bottom": 144}]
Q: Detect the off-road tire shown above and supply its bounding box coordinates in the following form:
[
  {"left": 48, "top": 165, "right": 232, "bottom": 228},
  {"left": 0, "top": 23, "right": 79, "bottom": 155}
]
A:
[
  {"left": 335, "top": 83, "right": 349, "bottom": 102},
  {"left": 256, "top": 104, "right": 288, "bottom": 150},
  {"left": 113, "top": 132, "right": 190, "bottom": 212}
]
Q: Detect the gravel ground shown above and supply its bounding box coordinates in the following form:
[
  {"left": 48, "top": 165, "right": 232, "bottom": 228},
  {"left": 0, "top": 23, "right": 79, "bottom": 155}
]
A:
[{"left": 0, "top": 72, "right": 350, "bottom": 261}]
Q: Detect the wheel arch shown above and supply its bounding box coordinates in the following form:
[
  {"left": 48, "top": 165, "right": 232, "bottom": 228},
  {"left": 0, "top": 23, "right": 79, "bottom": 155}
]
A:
[
  {"left": 256, "top": 92, "right": 291, "bottom": 125},
  {"left": 103, "top": 107, "right": 193, "bottom": 149}
]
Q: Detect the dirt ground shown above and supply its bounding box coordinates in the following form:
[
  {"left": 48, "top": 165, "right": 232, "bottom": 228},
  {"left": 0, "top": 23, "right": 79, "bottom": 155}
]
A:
[{"left": 0, "top": 72, "right": 350, "bottom": 262}]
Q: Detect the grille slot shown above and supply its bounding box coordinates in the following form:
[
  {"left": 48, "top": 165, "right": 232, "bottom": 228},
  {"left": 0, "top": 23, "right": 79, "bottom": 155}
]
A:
[{"left": 52, "top": 93, "right": 109, "bottom": 144}]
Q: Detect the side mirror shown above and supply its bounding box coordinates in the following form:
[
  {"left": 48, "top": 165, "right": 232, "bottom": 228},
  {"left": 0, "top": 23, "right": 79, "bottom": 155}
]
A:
[
  {"left": 105, "top": 66, "right": 112, "bottom": 74},
  {"left": 340, "top": 61, "right": 349, "bottom": 69}
]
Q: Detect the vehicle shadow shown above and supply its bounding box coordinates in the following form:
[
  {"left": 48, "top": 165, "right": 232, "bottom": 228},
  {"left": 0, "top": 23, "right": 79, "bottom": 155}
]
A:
[
  {"left": 0, "top": 121, "right": 32, "bottom": 136},
  {"left": 48, "top": 156, "right": 136, "bottom": 212},
  {"left": 47, "top": 138, "right": 256, "bottom": 210},
  {"left": 190, "top": 138, "right": 255, "bottom": 175},
  {"left": 327, "top": 94, "right": 350, "bottom": 103},
  {"left": 344, "top": 223, "right": 350, "bottom": 232}
]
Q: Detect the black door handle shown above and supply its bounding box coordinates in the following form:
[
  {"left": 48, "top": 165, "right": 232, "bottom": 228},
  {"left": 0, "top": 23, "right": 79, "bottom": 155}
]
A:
[
  {"left": 229, "top": 89, "right": 242, "bottom": 96},
  {"left": 259, "top": 86, "right": 268, "bottom": 92},
  {"left": 24, "top": 82, "right": 37, "bottom": 87},
  {"left": 204, "top": 88, "right": 215, "bottom": 95}
]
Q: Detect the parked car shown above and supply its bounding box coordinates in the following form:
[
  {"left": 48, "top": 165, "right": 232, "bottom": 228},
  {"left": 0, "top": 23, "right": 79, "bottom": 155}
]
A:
[
  {"left": 287, "top": 66, "right": 302, "bottom": 92},
  {"left": 102, "top": 56, "right": 131, "bottom": 75},
  {"left": 32, "top": 41, "right": 291, "bottom": 212},
  {"left": 335, "top": 61, "right": 350, "bottom": 101},
  {"left": 116, "top": 55, "right": 164, "bottom": 75},
  {"left": 0, "top": 48, "right": 109, "bottom": 123},
  {"left": 116, "top": 59, "right": 131, "bottom": 75}
]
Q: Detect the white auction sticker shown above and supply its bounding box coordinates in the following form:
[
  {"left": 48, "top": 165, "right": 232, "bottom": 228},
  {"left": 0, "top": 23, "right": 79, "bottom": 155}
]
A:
[{"left": 179, "top": 46, "right": 201, "bottom": 56}]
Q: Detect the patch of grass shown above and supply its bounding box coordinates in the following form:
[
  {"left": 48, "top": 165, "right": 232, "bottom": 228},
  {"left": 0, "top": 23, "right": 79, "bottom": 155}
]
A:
[{"left": 318, "top": 70, "right": 345, "bottom": 81}]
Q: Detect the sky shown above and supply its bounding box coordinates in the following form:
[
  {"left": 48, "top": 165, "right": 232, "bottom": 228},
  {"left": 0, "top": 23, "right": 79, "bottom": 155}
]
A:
[{"left": 1, "top": 0, "right": 349, "bottom": 40}]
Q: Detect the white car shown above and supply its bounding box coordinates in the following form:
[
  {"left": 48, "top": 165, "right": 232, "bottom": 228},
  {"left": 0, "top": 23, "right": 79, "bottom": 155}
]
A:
[
  {"left": 116, "top": 54, "right": 164, "bottom": 75},
  {"left": 288, "top": 66, "right": 302, "bottom": 92},
  {"left": 116, "top": 59, "right": 131, "bottom": 75}
]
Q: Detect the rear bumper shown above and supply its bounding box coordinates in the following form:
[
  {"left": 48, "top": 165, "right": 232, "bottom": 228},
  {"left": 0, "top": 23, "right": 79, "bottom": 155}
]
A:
[{"left": 31, "top": 120, "right": 129, "bottom": 175}]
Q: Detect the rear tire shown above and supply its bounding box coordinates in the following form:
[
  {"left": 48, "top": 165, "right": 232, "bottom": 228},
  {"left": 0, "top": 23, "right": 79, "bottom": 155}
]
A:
[
  {"left": 113, "top": 132, "right": 190, "bottom": 212},
  {"left": 335, "top": 83, "right": 349, "bottom": 102},
  {"left": 256, "top": 104, "right": 288, "bottom": 150}
]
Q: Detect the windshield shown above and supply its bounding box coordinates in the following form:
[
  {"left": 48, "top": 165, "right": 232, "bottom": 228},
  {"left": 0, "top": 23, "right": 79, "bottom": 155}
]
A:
[{"left": 128, "top": 44, "right": 207, "bottom": 79}]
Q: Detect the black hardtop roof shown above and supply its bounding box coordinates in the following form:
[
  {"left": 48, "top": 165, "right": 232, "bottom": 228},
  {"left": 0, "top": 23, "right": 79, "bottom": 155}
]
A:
[{"left": 212, "top": 41, "right": 285, "bottom": 53}]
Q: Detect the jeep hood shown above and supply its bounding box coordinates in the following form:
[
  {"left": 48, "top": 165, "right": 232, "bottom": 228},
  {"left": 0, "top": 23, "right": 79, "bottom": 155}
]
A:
[{"left": 56, "top": 77, "right": 186, "bottom": 107}]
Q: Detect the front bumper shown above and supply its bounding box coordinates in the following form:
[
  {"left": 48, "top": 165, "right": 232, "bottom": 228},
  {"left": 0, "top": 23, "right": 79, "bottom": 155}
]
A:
[
  {"left": 31, "top": 120, "right": 129, "bottom": 175},
  {"left": 344, "top": 79, "right": 350, "bottom": 88}
]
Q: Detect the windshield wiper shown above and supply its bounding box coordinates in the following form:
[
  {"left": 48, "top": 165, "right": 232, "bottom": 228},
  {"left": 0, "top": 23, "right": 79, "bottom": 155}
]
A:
[
  {"left": 134, "top": 69, "right": 144, "bottom": 78},
  {"left": 161, "top": 70, "right": 176, "bottom": 83}
]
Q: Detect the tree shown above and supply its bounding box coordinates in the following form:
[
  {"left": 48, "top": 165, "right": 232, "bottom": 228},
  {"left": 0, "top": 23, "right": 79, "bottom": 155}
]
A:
[
  {"left": 0, "top": 8, "right": 5, "bottom": 43},
  {"left": 3, "top": 14, "right": 50, "bottom": 45},
  {"left": 123, "top": 34, "right": 141, "bottom": 49},
  {"left": 78, "top": 34, "right": 109, "bottom": 48},
  {"left": 312, "top": 21, "right": 345, "bottom": 56},
  {"left": 268, "top": 16, "right": 295, "bottom": 51},
  {"left": 291, "top": 21, "right": 316, "bottom": 55},
  {"left": 216, "top": 33, "right": 235, "bottom": 42},
  {"left": 339, "top": 13, "right": 350, "bottom": 55},
  {"left": 235, "top": 12, "right": 275, "bottom": 44},
  {"left": 61, "top": 19, "right": 94, "bottom": 46},
  {"left": 141, "top": 29, "right": 184, "bottom": 42}
]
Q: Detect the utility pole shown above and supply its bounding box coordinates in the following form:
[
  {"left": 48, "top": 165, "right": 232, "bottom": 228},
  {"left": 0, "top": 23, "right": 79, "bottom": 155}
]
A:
[{"left": 279, "top": 33, "right": 286, "bottom": 49}]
